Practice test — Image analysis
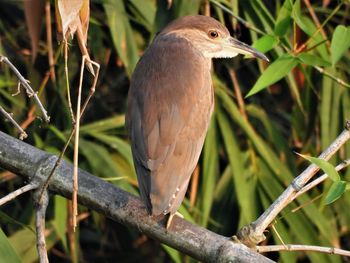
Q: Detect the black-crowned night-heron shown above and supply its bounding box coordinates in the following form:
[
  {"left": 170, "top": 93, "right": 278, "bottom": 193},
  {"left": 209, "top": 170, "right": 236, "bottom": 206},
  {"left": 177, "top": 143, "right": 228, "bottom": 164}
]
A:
[{"left": 126, "top": 15, "right": 268, "bottom": 228}]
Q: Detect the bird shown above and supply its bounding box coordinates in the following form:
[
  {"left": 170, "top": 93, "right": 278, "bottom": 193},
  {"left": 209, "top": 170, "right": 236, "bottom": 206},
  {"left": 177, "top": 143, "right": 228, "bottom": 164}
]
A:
[{"left": 126, "top": 15, "right": 268, "bottom": 228}]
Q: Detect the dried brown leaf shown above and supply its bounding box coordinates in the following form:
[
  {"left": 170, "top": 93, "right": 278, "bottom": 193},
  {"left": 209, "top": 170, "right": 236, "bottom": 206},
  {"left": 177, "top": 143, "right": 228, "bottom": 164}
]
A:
[{"left": 24, "top": 0, "right": 45, "bottom": 62}]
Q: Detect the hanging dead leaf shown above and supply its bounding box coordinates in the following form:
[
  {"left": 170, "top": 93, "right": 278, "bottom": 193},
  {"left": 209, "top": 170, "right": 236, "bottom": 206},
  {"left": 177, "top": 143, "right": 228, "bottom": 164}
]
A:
[
  {"left": 55, "top": 0, "right": 84, "bottom": 40},
  {"left": 55, "top": 0, "right": 94, "bottom": 74},
  {"left": 24, "top": 0, "right": 45, "bottom": 62}
]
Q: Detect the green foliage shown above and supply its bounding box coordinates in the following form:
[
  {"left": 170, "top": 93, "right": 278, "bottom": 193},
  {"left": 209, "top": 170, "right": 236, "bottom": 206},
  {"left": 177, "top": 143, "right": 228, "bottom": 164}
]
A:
[
  {"left": 298, "top": 154, "right": 350, "bottom": 205},
  {"left": 0, "top": 0, "right": 349, "bottom": 262}
]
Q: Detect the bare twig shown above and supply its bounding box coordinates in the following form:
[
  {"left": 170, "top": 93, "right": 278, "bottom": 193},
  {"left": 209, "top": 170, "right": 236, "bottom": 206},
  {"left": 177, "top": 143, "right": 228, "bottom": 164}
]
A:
[
  {"left": 33, "top": 188, "right": 49, "bottom": 263},
  {"left": 314, "top": 66, "right": 350, "bottom": 89},
  {"left": 303, "top": 0, "right": 330, "bottom": 48},
  {"left": 257, "top": 244, "right": 350, "bottom": 257},
  {"left": 294, "top": 2, "right": 342, "bottom": 54},
  {"left": 228, "top": 68, "right": 247, "bottom": 120},
  {"left": 237, "top": 121, "right": 350, "bottom": 247},
  {"left": 67, "top": 200, "right": 78, "bottom": 263},
  {"left": 76, "top": 26, "right": 95, "bottom": 76},
  {"left": 0, "top": 183, "right": 37, "bottom": 206},
  {"left": 64, "top": 40, "right": 75, "bottom": 122},
  {"left": 0, "top": 171, "right": 17, "bottom": 183},
  {"left": 0, "top": 106, "right": 28, "bottom": 140},
  {"left": 45, "top": 1, "right": 56, "bottom": 82},
  {"left": 72, "top": 56, "right": 100, "bottom": 230},
  {"left": 38, "top": 57, "right": 100, "bottom": 229},
  {"left": 0, "top": 56, "right": 50, "bottom": 122},
  {"left": 72, "top": 55, "right": 88, "bottom": 230},
  {"left": 293, "top": 159, "right": 350, "bottom": 200}
]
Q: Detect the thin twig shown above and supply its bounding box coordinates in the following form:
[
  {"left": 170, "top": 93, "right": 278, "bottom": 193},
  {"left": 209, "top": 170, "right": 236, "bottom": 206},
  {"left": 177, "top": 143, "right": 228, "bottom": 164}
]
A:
[
  {"left": 67, "top": 200, "right": 78, "bottom": 263},
  {"left": 45, "top": 1, "right": 56, "bottom": 82},
  {"left": 72, "top": 55, "right": 87, "bottom": 230},
  {"left": 0, "top": 183, "right": 37, "bottom": 206},
  {"left": 314, "top": 66, "right": 350, "bottom": 88},
  {"left": 237, "top": 121, "right": 350, "bottom": 246},
  {"left": 0, "top": 56, "right": 50, "bottom": 122},
  {"left": 38, "top": 57, "right": 100, "bottom": 225},
  {"left": 64, "top": 40, "right": 75, "bottom": 122},
  {"left": 0, "top": 106, "right": 28, "bottom": 140},
  {"left": 228, "top": 68, "right": 247, "bottom": 120},
  {"left": 76, "top": 26, "right": 95, "bottom": 76},
  {"left": 303, "top": 0, "right": 330, "bottom": 48},
  {"left": 34, "top": 188, "right": 49, "bottom": 263},
  {"left": 257, "top": 244, "right": 350, "bottom": 257},
  {"left": 293, "top": 159, "right": 350, "bottom": 200},
  {"left": 271, "top": 223, "right": 285, "bottom": 246},
  {"left": 294, "top": 2, "right": 342, "bottom": 54},
  {"left": 72, "top": 56, "right": 100, "bottom": 231}
]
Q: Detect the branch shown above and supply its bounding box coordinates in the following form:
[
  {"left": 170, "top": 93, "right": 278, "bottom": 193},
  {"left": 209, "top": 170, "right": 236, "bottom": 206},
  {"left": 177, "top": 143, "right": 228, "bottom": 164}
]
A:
[
  {"left": 292, "top": 159, "right": 350, "bottom": 200},
  {"left": 237, "top": 121, "right": 350, "bottom": 246},
  {"left": 0, "top": 131, "right": 273, "bottom": 263},
  {"left": 257, "top": 244, "right": 350, "bottom": 257},
  {"left": 0, "top": 105, "right": 28, "bottom": 140},
  {"left": 0, "top": 55, "right": 50, "bottom": 122},
  {"left": 33, "top": 188, "right": 49, "bottom": 263},
  {"left": 0, "top": 183, "right": 37, "bottom": 206}
]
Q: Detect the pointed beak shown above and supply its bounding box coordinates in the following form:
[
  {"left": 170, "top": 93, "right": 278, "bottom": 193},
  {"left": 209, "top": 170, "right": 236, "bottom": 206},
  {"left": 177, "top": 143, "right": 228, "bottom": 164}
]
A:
[{"left": 228, "top": 37, "right": 269, "bottom": 62}]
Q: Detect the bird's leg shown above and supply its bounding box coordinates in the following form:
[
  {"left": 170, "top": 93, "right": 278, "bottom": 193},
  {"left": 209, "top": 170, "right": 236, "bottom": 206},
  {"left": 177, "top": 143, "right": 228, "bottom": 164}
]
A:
[{"left": 166, "top": 212, "right": 184, "bottom": 229}]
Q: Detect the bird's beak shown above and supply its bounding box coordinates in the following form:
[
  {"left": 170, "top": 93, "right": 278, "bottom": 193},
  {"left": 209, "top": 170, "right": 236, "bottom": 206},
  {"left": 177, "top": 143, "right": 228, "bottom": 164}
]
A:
[{"left": 227, "top": 37, "right": 269, "bottom": 62}]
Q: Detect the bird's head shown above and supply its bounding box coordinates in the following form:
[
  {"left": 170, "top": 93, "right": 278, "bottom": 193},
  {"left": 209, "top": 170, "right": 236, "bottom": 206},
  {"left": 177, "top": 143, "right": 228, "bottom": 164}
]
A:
[{"left": 160, "top": 15, "right": 269, "bottom": 61}]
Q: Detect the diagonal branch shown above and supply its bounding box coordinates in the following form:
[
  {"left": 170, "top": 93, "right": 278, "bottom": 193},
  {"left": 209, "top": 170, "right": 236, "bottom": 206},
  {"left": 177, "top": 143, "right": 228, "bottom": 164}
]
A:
[
  {"left": 237, "top": 121, "right": 350, "bottom": 247},
  {"left": 0, "top": 105, "right": 28, "bottom": 140},
  {"left": 0, "top": 56, "right": 50, "bottom": 122},
  {"left": 0, "top": 131, "right": 272, "bottom": 263}
]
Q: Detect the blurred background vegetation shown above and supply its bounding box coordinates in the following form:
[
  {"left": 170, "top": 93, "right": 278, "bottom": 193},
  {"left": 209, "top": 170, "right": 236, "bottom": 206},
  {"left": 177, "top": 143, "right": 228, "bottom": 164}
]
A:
[{"left": 0, "top": 0, "right": 350, "bottom": 262}]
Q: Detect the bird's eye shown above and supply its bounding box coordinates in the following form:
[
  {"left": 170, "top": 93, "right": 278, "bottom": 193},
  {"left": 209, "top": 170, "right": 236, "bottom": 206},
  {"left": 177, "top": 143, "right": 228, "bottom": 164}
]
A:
[{"left": 208, "top": 30, "right": 219, "bottom": 39}]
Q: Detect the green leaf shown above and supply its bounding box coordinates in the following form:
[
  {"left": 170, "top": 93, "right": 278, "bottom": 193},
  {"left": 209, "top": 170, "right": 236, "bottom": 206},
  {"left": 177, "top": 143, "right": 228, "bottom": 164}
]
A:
[
  {"left": 331, "top": 25, "right": 350, "bottom": 66},
  {"left": 297, "top": 153, "right": 340, "bottom": 182},
  {"left": 0, "top": 211, "right": 34, "bottom": 233},
  {"left": 89, "top": 132, "right": 133, "bottom": 166},
  {"left": 325, "top": 181, "right": 347, "bottom": 204},
  {"left": 217, "top": 109, "right": 257, "bottom": 224},
  {"left": 292, "top": 0, "right": 310, "bottom": 34},
  {"left": 252, "top": 35, "right": 278, "bottom": 53},
  {"left": 201, "top": 113, "right": 219, "bottom": 226},
  {"left": 161, "top": 244, "right": 181, "bottom": 263},
  {"left": 346, "top": 182, "right": 350, "bottom": 191},
  {"left": 128, "top": 0, "right": 156, "bottom": 32},
  {"left": 274, "top": 0, "right": 293, "bottom": 36},
  {"left": 9, "top": 224, "right": 57, "bottom": 263},
  {"left": 104, "top": 1, "right": 139, "bottom": 76},
  {"left": 291, "top": 0, "right": 329, "bottom": 61},
  {"left": 246, "top": 54, "right": 299, "bottom": 97},
  {"left": 79, "top": 115, "right": 125, "bottom": 133},
  {"left": 0, "top": 228, "right": 22, "bottom": 263},
  {"left": 297, "top": 53, "right": 331, "bottom": 67},
  {"left": 53, "top": 195, "right": 68, "bottom": 251}
]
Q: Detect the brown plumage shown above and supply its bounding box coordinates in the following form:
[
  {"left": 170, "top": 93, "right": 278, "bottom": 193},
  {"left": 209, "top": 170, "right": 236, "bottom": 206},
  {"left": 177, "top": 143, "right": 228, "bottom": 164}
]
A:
[{"left": 126, "top": 15, "right": 268, "bottom": 226}]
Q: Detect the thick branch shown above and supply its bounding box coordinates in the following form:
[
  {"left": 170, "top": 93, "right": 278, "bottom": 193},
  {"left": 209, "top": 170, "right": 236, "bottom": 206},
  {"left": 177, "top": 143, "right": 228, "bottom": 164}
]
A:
[{"left": 0, "top": 131, "right": 272, "bottom": 263}]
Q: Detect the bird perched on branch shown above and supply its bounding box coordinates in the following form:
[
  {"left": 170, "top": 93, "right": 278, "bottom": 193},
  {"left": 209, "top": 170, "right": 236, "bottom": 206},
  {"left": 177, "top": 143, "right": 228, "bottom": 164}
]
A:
[{"left": 126, "top": 15, "right": 268, "bottom": 228}]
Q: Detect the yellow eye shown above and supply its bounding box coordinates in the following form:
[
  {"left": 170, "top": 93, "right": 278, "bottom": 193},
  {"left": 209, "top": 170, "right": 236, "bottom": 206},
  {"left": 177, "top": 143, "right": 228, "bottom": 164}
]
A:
[{"left": 208, "top": 30, "right": 219, "bottom": 39}]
